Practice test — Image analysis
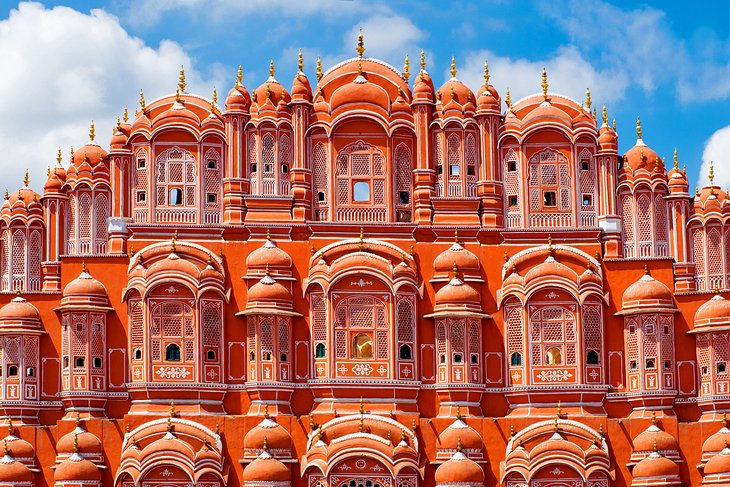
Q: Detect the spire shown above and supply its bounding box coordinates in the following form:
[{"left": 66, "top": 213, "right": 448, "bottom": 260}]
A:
[
  {"left": 298, "top": 49, "right": 304, "bottom": 73},
  {"left": 316, "top": 56, "right": 323, "bottom": 81},
  {"left": 541, "top": 67, "right": 548, "bottom": 101},
  {"left": 602, "top": 105, "right": 608, "bottom": 126},
  {"left": 75, "top": 411, "right": 82, "bottom": 428},
  {"left": 237, "top": 65, "right": 243, "bottom": 86},
  {"left": 547, "top": 234, "right": 553, "bottom": 254},
  {"left": 456, "top": 437, "right": 463, "bottom": 452},
  {"left": 263, "top": 403, "right": 270, "bottom": 419},
  {"left": 139, "top": 89, "right": 146, "bottom": 110},
  {"left": 7, "top": 418, "right": 12, "bottom": 437},
  {"left": 710, "top": 160, "right": 715, "bottom": 185},
  {"left": 556, "top": 400, "right": 562, "bottom": 416},
  {"left": 403, "top": 54, "right": 410, "bottom": 83},
  {"left": 450, "top": 56, "right": 457, "bottom": 78},
  {"left": 455, "top": 404, "right": 462, "bottom": 419},
  {"left": 170, "top": 399, "right": 175, "bottom": 417},
  {"left": 651, "top": 411, "right": 657, "bottom": 425},
  {"left": 585, "top": 87, "right": 592, "bottom": 110},
  {"left": 420, "top": 49, "right": 426, "bottom": 70},
  {"left": 454, "top": 228, "right": 459, "bottom": 243},
  {"left": 356, "top": 29, "right": 365, "bottom": 58},
  {"left": 452, "top": 260, "right": 459, "bottom": 279},
  {"left": 73, "top": 432, "right": 79, "bottom": 453},
  {"left": 123, "top": 105, "right": 129, "bottom": 123},
  {"left": 89, "top": 120, "right": 96, "bottom": 142},
  {"left": 56, "top": 147, "right": 62, "bottom": 166},
  {"left": 262, "top": 435, "right": 269, "bottom": 451},
  {"left": 673, "top": 148, "right": 678, "bottom": 169},
  {"left": 175, "top": 87, "right": 181, "bottom": 103},
  {"left": 116, "top": 117, "right": 121, "bottom": 130},
  {"left": 505, "top": 88, "right": 512, "bottom": 112},
  {"left": 211, "top": 87, "right": 218, "bottom": 112},
  {"left": 636, "top": 117, "right": 642, "bottom": 139},
  {"left": 483, "top": 60, "right": 490, "bottom": 87},
  {"left": 358, "top": 226, "right": 365, "bottom": 250},
  {"left": 359, "top": 397, "right": 364, "bottom": 414},
  {"left": 269, "top": 59, "right": 275, "bottom": 78},
  {"left": 178, "top": 65, "right": 186, "bottom": 92},
  {"left": 23, "top": 169, "right": 29, "bottom": 187},
  {"left": 653, "top": 438, "right": 658, "bottom": 453}
]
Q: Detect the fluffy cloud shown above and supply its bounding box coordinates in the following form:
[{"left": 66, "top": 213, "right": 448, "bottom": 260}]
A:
[
  {"left": 343, "top": 15, "right": 425, "bottom": 67},
  {"left": 0, "top": 2, "right": 223, "bottom": 191},
  {"left": 457, "top": 46, "right": 628, "bottom": 108},
  {"left": 698, "top": 125, "right": 730, "bottom": 188}
]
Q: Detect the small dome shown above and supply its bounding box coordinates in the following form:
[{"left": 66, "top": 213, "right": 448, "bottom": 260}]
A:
[
  {"left": 246, "top": 237, "right": 292, "bottom": 271},
  {"left": 523, "top": 256, "right": 578, "bottom": 285},
  {"left": 703, "top": 426, "right": 730, "bottom": 455},
  {"left": 438, "top": 418, "right": 483, "bottom": 452},
  {"left": 154, "top": 100, "right": 201, "bottom": 127},
  {"left": 413, "top": 70, "right": 435, "bottom": 103},
  {"left": 667, "top": 167, "right": 688, "bottom": 191},
  {"left": 54, "top": 455, "right": 101, "bottom": 482},
  {"left": 2, "top": 433, "right": 34, "bottom": 460},
  {"left": 695, "top": 294, "right": 730, "bottom": 330},
  {"left": 110, "top": 126, "right": 128, "bottom": 149},
  {"left": 436, "top": 73, "right": 475, "bottom": 113},
  {"left": 330, "top": 75, "right": 390, "bottom": 113},
  {"left": 632, "top": 451, "right": 679, "bottom": 479},
  {"left": 434, "top": 450, "right": 484, "bottom": 485},
  {"left": 63, "top": 267, "right": 108, "bottom": 299},
  {"left": 242, "top": 450, "right": 290, "bottom": 483},
  {"left": 291, "top": 70, "right": 312, "bottom": 101},
  {"left": 253, "top": 66, "right": 291, "bottom": 112},
  {"left": 243, "top": 417, "right": 293, "bottom": 457},
  {"left": 247, "top": 274, "right": 291, "bottom": 304},
  {"left": 194, "top": 442, "right": 220, "bottom": 463},
  {"left": 530, "top": 431, "right": 585, "bottom": 459},
  {"left": 225, "top": 76, "right": 252, "bottom": 111},
  {"left": 622, "top": 138, "right": 663, "bottom": 174},
  {"left": 0, "top": 455, "right": 33, "bottom": 482},
  {"left": 622, "top": 271, "right": 674, "bottom": 311},
  {"left": 520, "top": 102, "right": 572, "bottom": 127},
  {"left": 434, "top": 242, "right": 479, "bottom": 275},
  {"left": 3, "top": 186, "right": 41, "bottom": 208},
  {"left": 476, "top": 83, "right": 500, "bottom": 111},
  {"left": 0, "top": 296, "right": 40, "bottom": 323},
  {"left": 72, "top": 142, "right": 108, "bottom": 170},
  {"left": 632, "top": 423, "right": 678, "bottom": 453},
  {"left": 57, "top": 427, "right": 102, "bottom": 456},
  {"left": 434, "top": 277, "right": 480, "bottom": 307},
  {"left": 706, "top": 447, "right": 730, "bottom": 475},
  {"left": 598, "top": 125, "right": 618, "bottom": 149},
  {"left": 44, "top": 167, "right": 65, "bottom": 192}
]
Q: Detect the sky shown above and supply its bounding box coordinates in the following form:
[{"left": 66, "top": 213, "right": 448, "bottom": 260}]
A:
[{"left": 0, "top": 0, "right": 728, "bottom": 193}]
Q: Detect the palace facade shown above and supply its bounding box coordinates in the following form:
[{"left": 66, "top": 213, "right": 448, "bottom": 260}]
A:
[{"left": 0, "top": 36, "right": 728, "bottom": 487}]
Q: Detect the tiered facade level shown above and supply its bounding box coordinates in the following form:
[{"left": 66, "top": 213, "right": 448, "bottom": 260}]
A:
[{"left": 2, "top": 39, "right": 730, "bottom": 486}]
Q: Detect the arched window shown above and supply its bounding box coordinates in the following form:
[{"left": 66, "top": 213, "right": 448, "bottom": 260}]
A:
[
  {"left": 315, "top": 343, "right": 326, "bottom": 358},
  {"left": 527, "top": 148, "right": 571, "bottom": 227},
  {"left": 334, "top": 141, "right": 387, "bottom": 222},
  {"left": 586, "top": 350, "right": 599, "bottom": 365},
  {"left": 394, "top": 143, "right": 413, "bottom": 222},
  {"left": 511, "top": 352, "right": 522, "bottom": 366},
  {"left": 165, "top": 343, "right": 181, "bottom": 361},
  {"left": 399, "top": 344, "right": 412, "bottom": 360},
  {"left": 547, "top": 347, "right": 562, "bottom": 365},
  {"left": 169, "top": 188, "right": 183, "bottom": 205},
  {"left": 312, "top": 142, "right": 329, "bottom": 220},
  {"left": 154, "top": 146, "right": 197, "bottom": 223},
  {"left": 352, "top": 333, "right": 373, "bottom": 359}
]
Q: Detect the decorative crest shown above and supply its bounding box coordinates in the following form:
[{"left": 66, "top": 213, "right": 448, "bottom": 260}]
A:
[
  {"left": 56, "top": 147, "right": 63, "bottom": 165},
  {"left": 139, "top": 89, "right": 146, "bottom": 110},
  {"left": 175, "top": 87, "right": 181, "bottom": 103},
  {"left": 547, "top": 234, "right": 553, "bottom": 254},
  {"left": 316, "top": 56, "right": 323, "bottom": 81},
  {"left": 264, "top": 403, "right": 270, "bottom": 419},
  {"left": 651, "top": 411, "right": 657, "bottom": 425},
  {"left": 710, "top": 160, "right": 715, "bottom": 185},
  {"left": 23, "top": 169, "right": 29, "bottom": 187},
  {"left": 75, "top": 411, "right": 81, "bottom": 428},
  {"left": 636, "top": 117, "right": 642, "bottom": 139},
  {"left": 585, "top": 87, "right": 592, "bottom": 110},
  {"left": 456, "top": 437, "right": 463, "bottom": 452},
  {"left": 6, "top": 418, "right": 12, "bottom": 436},
  {"left": 358, "top": 227, "right": 365, "bottom": 251},
  {"left": 178, "top": 65, "right": 186, "bottom": 92},
  {"left": 505, "top": 88, "right": 512, "bottom": 112},
  {"left": 123, "top": 105, "right": 129, "bottom": 123},
  {"left": 359, "top": 397, "right": 364, "bottom": 414},
  {"left": 269, "top": 59, "right": 275, "bottom": 78},
  {"left": 89, "top": 120, "right": 96, "bottom": 141},
  {"left": 602, "top": 105, "right": 608, "bottom": 125},
  {"left": 673, "top": 148, "right": 678, "bottom": 169},
  {"left": 452, "top": 261, "right": 459, "bottom": 279},
  {"left": 450, "top": 56, "right": 457, "bottom": 78},
  {"left": 455, "top": 405, "right": 462, "bottom": 419},
  {"left": 483, "top": 60, "right": 490, "bottom": 87},
  {"left": 403, "top": 54, "right": 410, "bottom": 82},
  {"left": 556, "top": 400, "right": 562, "bottom": 416},
  {"left": 356, "top": 29, "right": 365, "bottom": 58},
  {"left": 454, "top": 228, "right": 459, "bottom": 243},
  {"left": 170, "top": 400, "right": 176, "bottom": 417},
  {"left": 541, "top": 67, "right": 548, "bottom": 100},
  {"left": 237, "top": 65, "right": 243, "bottom": 86},
  {"left": 298, "top": 49, "right": 304, "bottom": 73}
]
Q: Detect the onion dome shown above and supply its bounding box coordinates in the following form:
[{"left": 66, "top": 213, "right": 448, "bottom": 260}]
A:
[
  {"left": 620, "top": 269, "right": 675, "bottom": 313},
  {"left": 434, "top": 273, "right": 481, "bottom": 310},
  {"left": 580, "top": 265, "right": 602, "bottom": 288},
  {"left": 291, "top": 50, "right": 312, "bottom": 102},
  {"left": 1, "top": 174, "right": 42, "bottom": 220},
  {"left": 0, "top": 296, "right": 41, "bottom": 329},
  {"left": 154, "top": 93, "right": 201, "bottom": 128},
  {"left": 242, "top": 448, "right": 290, "bottom": 483},
  {"left": 0, "top": 452, "right": 33, "bottom": 483},
  {"left": 243, "top": 415, "right": 293, "bottom": 459},
  {"left": 246, "top": 234, "right": 293, "bottom": 276},
  {"left": 1, "top": 425, "right": 34, "bottom": 461},
  {"left": 194, "top": 441, "right": 220, "bottom": 464},
  {"left": 531, "top": 430, "right": 585, "bottom": 459},
  {"left": 412, "top": 51, "right": 435, "bottom": 104},
  {"left": 59, "top": 265, "right": 110, "bottom": 311},
  {"left": 665, "top": 149, "right": 689, "bottom": 193},
  {"left": 110, "top": 117, "right": 128, "bottom": 149},
  {"left": 621, "top": 118, "right": 663, "bottom": 174},
  {"left": 695, "top": 294, "right": 730, "bottom": 331},
  {"left": 391, "top": 88, "right": 411, "bottom": 115},
  {"left": 436, "top": 57, "right": 475, "bottom": 115},
  {"left": 56, "top": 422, "right": 102, "bottom": 457},
  {"left": 433, "top": 237, "right": 480, "bottom": 277},
  {"left": 476, "top": 62, "right": 500, "bottom": 111},
  {"left": 225, "top": 66, "right": 252, "bottom": 112},
  {"left": 706, "top": 445, "right": 730, "bottom": 475},
  {"left": 54, "top": 453, "right": 101, "bottom": 482},
  {"left": 702, "top": 422, "right": 730, "bottom": 456},
  {"left": 597, "top": 106, "right": 618, "bottom": 150},
  {"left": 434, "top": 447, "right": 484, "bottom": 485},
  {"left": 632, "top": 451, "right": 679, "bottom": 480},
  {"left": 246, "top": 273, "right": 292, "bottom": 312},
  {"left": 252, "top": 60, "right": 291, "bottom": 113},
  {"left": 632, "top": 421, "right": 679, "bottom": 454},
  {"left": 693, "top": 162, "right": 729, "bottom": 215},
  {"left": 523, "top": 255, "right": 578, "bottom": 286},
  {"left": 44, "top": 166, "right": 66, "bottom": 193},
  {"left": 438, "top": 417, "right": 483, "bottom": 456},
  {"left": 71, "top": 121, "right": 109, "bottom": 170},
  {"left": 202, "top": 89, "right": 224, "bottom": 131}
]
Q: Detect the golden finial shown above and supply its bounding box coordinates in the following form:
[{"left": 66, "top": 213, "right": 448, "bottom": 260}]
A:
[
  {"left": 265, "top": 263, "right": 271, "bottom": 276},
  {"left": 359, "top": 397, "right": 364, "bottom": 414},
  {"left": 47, "top": 166, "right": 50, "bottom": 177},
  {"left": 450, "top": 56, "right": 457, "bottom": 78},
  {"left": 215, "top": 422, "right": 220, "bottom": 436},
  {"left": 673, "top": 148, "right": 678, "bottom": 169},
  {"left": 75, "top": 411, "right": 81, "bottom": 427},
  {"left": 235, "top": 65, "right": 243, "bottom": 86},
  {"left": 175, "top": 87, "right": 181, "bottom": 103},
  {"left": 505, "top": 88, "right": 512, "bottom": 112},
  {"left": 3, "top": 190, "right": 7, "bottom": 201},
  {"left": 585, "top": 87, "right": 592, "bottom": 110},
  {"left": 73, "top": 432, "right": 79, "bottom": 452},
  {"left": 541, "top": 67, "right": 548, "bottom": 101},
  {"left": 23, "top": 169, "right": 29, "bottom": 187},
  {"left": 178, "top": 65, "right": 186, "bottom": 92},
  {"left": 81, "top": 260, "right": 87, "bottom": 273},
  {"left": 403, "top": 54, "right": 410, "bottom": 83},
  {"left": 2, "top": 440, "right": 7, "bottom": 456},
  {"left": 547, "top": 234, "right": 553, "bottom": 254},
  {"left": 139, "top": 89, "right": 146, "bottom": 110},
  {"left": 116, "top": 116, "right": 121, "bottom": 130},
  {"left": 309, "top": 412, "right": 315, "bottom": 430},
  {"left": 171, "top": 233, "right": 176, "bottom": 253},
  {"left": 599, "top": 423, "right": 604, "bottom": 437},
  {"left": 166, "top": 417, "right": 172, "bottom": 432},
  {"left": 454, "top": 229, "right": 459, "bottom": 243},
  {"left": 123, "top": 105, "right": 129, "bottom": 123},
  {"left": 297, "top": 49, "right": 304, "bottom": 73},
  {"left": 651, "top": 411, "right": 657, "bottom": 425},
  {"left": 510, "top": 424, "right": 515, "bottom": 437},
  {"left": 554, "top": 417, "right": 559, "bottom": 431},
  {"left": 356, "top": 29, "right": 365, "bottom": 58},
  {"left": 170, "top": 400, "right": 175, "bottom": 417},
  {"left": 357, "top": 58, "right": 363, "bottom": 75},
  {"left": 455, "top": 405, "right": 462, "bottom": 419},
  {"left": 653, "top": 438, "right": 658, "bottom": 452},
  {"left": 450, "top": 85, "right": 455, "bottom": 99},
  {"left": 419, "top": 49, "right": 426, "bottom": 72},
  {"left": 359, "top": 415, "right": 364, "bottom": 432},
  {"left": 556, "top": 400, "right": 562, "bottom": 416},
  {"left": 611, "top": 118, "right": 616, "bottom": 131},
  {"left": 212, "top": 87, "right": 218, "bottom": 105},
  {"left": 636, "top": 117, "right": 642, "bottom": 139},
  {"left": 644, "top": 264, "right": 650, "bottom": 275},
  {"left": 452, "top": 260, "right": 460, "bottom": 279},
  {"left": 483, "top": 60, "right": 490, "bottom": 87},
  {"left": 358, "top": 227, "right": 365, "bottom": 250},
  {"left": 710, "top": 161, "right": 715, "bottom": 185},
  {"left": 601, "top": 105, "right": 608, "bottom": 125},
  {"left": 269, "top": 59, "right": 275, "bottom": 78},
  {"left": 264, "top": 403, "right": 270, "bottom": 418},
  {"left": 6, "top": 418, "right": 12, "bottom": 436},
  {"left": 723, "top": 412, "right": 727, "bottom": 428},
  {"left": 56, "top": 147, "right": 63, "bottom": 165},
  {"left": 89, "top": 120, "right": 96, "bottom": 141},
  {"left": 316, "top": 56, "right": 323, "bottom": 81},
  {"left": 456, "top": 437, "right": 463, "bottom": 452},
  {"left": 411, "top": 418, "right": 417, "bottom": 431}
]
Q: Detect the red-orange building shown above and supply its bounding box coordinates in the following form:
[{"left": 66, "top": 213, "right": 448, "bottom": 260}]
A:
[{"left": 0, "top": 36, "right": 728, "bottom": 486}]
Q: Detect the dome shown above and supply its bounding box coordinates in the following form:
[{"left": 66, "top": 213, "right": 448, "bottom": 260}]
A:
[
  {"left": 72, "top": 141, "right": 108, "bottom": 170},
  {"left": 703, "top": 426, "right": 730, "bottom": 455},
  {"left": 110, "top": 125, "right": 128, "bottom": 149},
  {"left": 523, "top": 256, "right": 578, "bottom": 285},
  {"left": 434, "top": 242, "right": 480, "bottom": 275},
  {"left": 63, "top": 267, "right": 108, "bottom": 299},
  {"left": 243, "top": 417, "right": 293, "bottom": 457},
  {"left": 621, "top": 271, "right": 674, "bottom": 311},
  {"left": 246, "top": 274, "right": 292, "bottom": 309},
  {"left": 436, "top": 59, "right": 476, "bottom": 114},
  {"left": 413, "top": 69, "right": 435, "bottom": 103},
  {"left": 57, "top": 427, "right": 102, "bottom": 456},
  {"left": 225, "top": 67, "right": 252, "bottom": 111},
  {"left": 0, "top": 296, "right": 40, "bottom": 323},
  {"left": 330, "top": 75, "right": 391, "bottom": 113},
  {"left": 242, "top": 450, "right": 290, "bottom": 483},
  {"left": 0, "top": 455, "right": 33, "bottom": 482},
  {"left": 695, "top": 294, "right": 730, "bottom": 330},
  {"left": 291, "top": 59, "right": 313, "bottom": 101},
  {"left": 54, "top": 454, "right": 101, "bottom": 482},
  {"left": 434, "top": 277, "right": 481, "bottom": 307},
  {"left": 476, "top": 82, "right": 500, "bottom": 111},
  {"left": 438, "top": 418, "right": 483, "bottom": 452},
  {"left": 632, "top": 451, "right": 679, "bottom": 479},
  {"left": 1, "top": 433, "right": 34, "bottom": 460},
  {"left": 622, "top": 125, "right": 663, "bottom": 174},
  {"left": 520, "top": 101, "right": 573, "bottom": 127},
  {"left": 434, "top": 451, "right": 484, "bottom": 485},
  {"left": 253, "top": 62, "right": 291, "bottom": 112},
  {"left": 194, "top": 442, "right": 220, "bottom": 463},
  {"left": 154, "top": 99, "right": 201, "bottom": 127},
  {"left": 530, "top": 431, "right": 585, "bottom": 459},
  {"left": 44, "top": 167, "right": 65, "bottom": 193},
  {"left": 2, "top": 185, "right": 41, "bottom": 209},
  {"left": 246, "top": 237, "right": 292, "bottom": 271},
  {"left": 632, "top": 423, "right": 678, "bottom": 453},
  {"left": 598, "top": 125, "right": 618, "bottom": 149},
  {"left": 706, "top": 447, "right": 730, "bottom": 475}
]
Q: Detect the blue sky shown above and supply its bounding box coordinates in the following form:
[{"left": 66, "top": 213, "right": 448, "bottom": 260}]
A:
[{"left": 0, "top": 0, "right": 728, "bottom": 191}]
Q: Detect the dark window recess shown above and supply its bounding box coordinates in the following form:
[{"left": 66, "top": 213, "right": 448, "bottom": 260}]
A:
[
  {"left": 281, "top": 164, "right": 288, "bottom": 173},
  {"left": 399, "top": 191, "right": 410, "bottom": 204},
  {"left": 207, "top": 160, "right": 217, "bottom": 169},
  {"left": 399, "top": 344, "right": 412, "bottom": 360},
  {"left": 134, "top": 349, "right": 142, "bottom": 360},
  {"left": 467, "top": 166, "right": 475, "bottom": 176},
  {"left": 318, "top": 191, "right": 326, "bottom": 202},
  {"left": 138, "top": 192, "right": 146, "bottom": 202},
  {"left": 508, "top": 161, "right": 517, "bottom": 172},
  {"left": 280, "top": 353, "right": 288, "bottom": 362},
  {"left": 581, "top": 160, "right": 589, "bottom": 170},
  {"left": 207, "top": 193, "right": 217, "bottom": 203},
  {"left": 251, "top": 164, "right": 257, "bottom": 173},
  {"left": 315, "top": 343, "right": 326, "bottom": 358},
  {"left": 582, "top": 195, "right": 592, "bottom": 206},
  {"left": 249, "top": 351, "right": 255, "bottom": 361},
  {"left": 138, "top": 159, "right": 146, "bottom": 168},
  {"left": 75, "top": 357, "right": 85, "bottom": 368},
  {"left": 543, "top": 191, "right": 557, "bottom": 207},
  {"left": 206, "top": 350, "right": 216, "bottom": 361},
  {"left": 438, "top": 165, "right": 443, "bottom": 175},
  {"left": 509, "top": 196, "right": 518, "bottom": 207},
  {"left": 165, "top": 344, "right": 181, "bottom": 362},
  {"left": 170, "top": 188, "right": 183, "bottom": 205},
  {"left": 510, "top": 352, "right": 522, "bottom": 366},
  {"left": 92, "top": 357, "right": 102, "bottom": 368},
  {"left": 587, "top": 350, "right": 599, "bottom": 364},
  {"left": 8, "top": 366, "right": 18, "bottom": 377}
]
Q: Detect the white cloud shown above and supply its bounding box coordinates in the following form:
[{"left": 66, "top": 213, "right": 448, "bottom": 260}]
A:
[
  {"left": 344, "top": 14, "right": 425, "bottom": 66},
  {"left": 0, "top": 2, "right": 224, "bottom": 192},
  {"left": 457, "top": 46, "right": 628, "bottom": 108},
  {"left": 699, "top": 125, "right": 730, "bottom": 188}
]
